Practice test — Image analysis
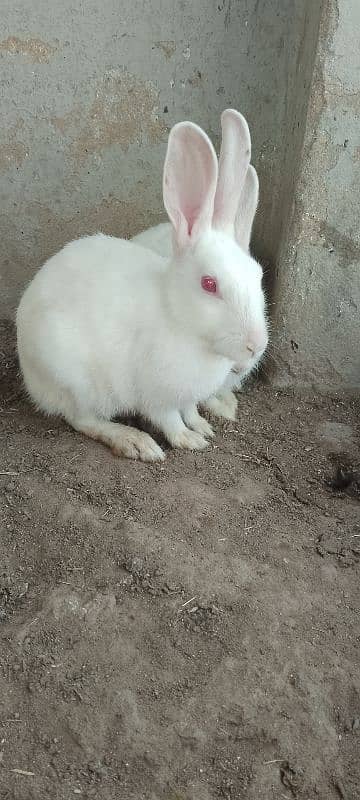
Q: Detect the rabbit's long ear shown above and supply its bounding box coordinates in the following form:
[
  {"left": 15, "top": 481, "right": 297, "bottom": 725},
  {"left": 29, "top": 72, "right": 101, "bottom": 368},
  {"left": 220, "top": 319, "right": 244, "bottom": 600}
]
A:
[
  {"left": 212, "top": 109, "right": 251, "bottom": 234},
  {"left": 163, "top": 122, "right": 218, "bottom": 251},
  {"left": 235, "top": 164, "right": 259, "bottom": 252}
]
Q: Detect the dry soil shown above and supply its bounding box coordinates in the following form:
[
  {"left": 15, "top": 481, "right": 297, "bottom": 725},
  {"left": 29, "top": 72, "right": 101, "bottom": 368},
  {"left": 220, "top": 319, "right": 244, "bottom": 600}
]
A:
[{"left": 0, "top": 319, "right": 359, "bottom": 800}]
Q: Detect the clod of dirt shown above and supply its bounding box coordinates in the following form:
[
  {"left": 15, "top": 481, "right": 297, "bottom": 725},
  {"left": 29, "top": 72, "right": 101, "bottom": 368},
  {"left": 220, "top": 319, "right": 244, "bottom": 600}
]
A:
[
  {"left": 0, "top": 576, "right": 29, "bottom": 621},
  {"left": 122, "top": 555, "right": 149, "bottom": 580},
  {"left": 280, "top": 760, "right": 302, "bottom": 796},
  {"left": 316, "top": 530, "right": 360, "bottom": 566},
  {"left": 183, "top": 603, "right": 221, "bottom": 633},
  {"left": 162, "top": 582, "right": 180, "bottom": 594},
  {"left": 87, "top": 759, "right": 108, "bottom": 779},
  {"left": 120, "top": 553, "right": 162, "bottom": 595},
  {"left": 329, "top": 466, "right": 356, "bottom": 491},
  {"left": 326, "top": 458, "right": 360, "bottom": 498},
  {"left": 293, "top": 487, "right": 311, "bottom": 505},
  {"left": 333, "top": 778, "right": 348, "bottom": 799}
]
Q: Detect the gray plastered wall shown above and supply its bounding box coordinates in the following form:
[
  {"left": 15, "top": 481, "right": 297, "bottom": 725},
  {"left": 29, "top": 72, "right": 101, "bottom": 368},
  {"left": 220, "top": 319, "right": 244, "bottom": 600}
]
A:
[
  {"left": 0, "top": 0, "right": 358, "bottom": 388},
  {"left": 273, "top": 0, "right": 360, "bottom": 389}
]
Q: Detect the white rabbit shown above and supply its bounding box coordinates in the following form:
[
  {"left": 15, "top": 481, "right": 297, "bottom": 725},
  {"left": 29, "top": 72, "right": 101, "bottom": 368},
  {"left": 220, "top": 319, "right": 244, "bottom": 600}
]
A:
[
  {"left": 133, "top": 109, "right": 260, "bottom": 420},
  {"left": 134, "top": 221, "right": 172, "bottom": 260},
  {"left": 17, "top": 117, "right": 268, "bottom": 462}
]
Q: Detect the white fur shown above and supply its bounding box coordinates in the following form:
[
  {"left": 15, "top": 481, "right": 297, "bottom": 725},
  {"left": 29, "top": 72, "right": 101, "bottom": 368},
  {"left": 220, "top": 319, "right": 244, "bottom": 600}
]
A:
[
  {"left": 133, "top": 110, "right": 262, "bottom": 420},
  {"left": 133, "top": 222, "right": 172, "bottom": 259},
  {"left": 17, "top": 116, "right": 268, "bottom": 461}
]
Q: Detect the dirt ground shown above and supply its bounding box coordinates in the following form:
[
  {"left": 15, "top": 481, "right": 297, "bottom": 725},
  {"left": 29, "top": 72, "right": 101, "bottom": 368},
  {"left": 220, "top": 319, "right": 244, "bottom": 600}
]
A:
[{"left": 0, "top": 318, "right": 359, "bottom": 800}]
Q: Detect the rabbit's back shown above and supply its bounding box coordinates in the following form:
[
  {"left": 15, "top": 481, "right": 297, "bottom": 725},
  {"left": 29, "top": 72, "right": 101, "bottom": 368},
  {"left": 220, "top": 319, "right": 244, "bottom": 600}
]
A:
[
  {"left": 133, "top": 222, "right": 172, "bottom": 258},
  {"left": 16, "top": 234, "right": 167, "bottom": 417}
]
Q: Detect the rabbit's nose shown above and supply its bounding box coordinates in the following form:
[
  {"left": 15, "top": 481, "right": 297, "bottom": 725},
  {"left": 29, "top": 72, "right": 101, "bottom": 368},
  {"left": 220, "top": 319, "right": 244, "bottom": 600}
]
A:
[
  {"left": 247, "top": 325, "right": 269, "bottom": 355},
  {"left": 246, "top": 334, "right": 268, "bottom": 357}
]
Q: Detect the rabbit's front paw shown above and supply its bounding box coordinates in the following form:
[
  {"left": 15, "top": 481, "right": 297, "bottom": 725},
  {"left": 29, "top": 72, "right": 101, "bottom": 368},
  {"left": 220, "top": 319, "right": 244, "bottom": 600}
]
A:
[
  {"left": 204, "top": 391, "right": 238, "bottom": 421},
  {"left": 182, "top": 405, "right": 215, "bottom": 438},
  {"left": 152, "top": 410, "right": 209, "bottom": 452},
  {"left": 68, "top": 416, "right": 165, "bottom": 462},
  {"left": 114, "top": 430, "right": 165, "bottom": 462},
  {"left": 170, "top": 427, "right": 209, "bottom": 451}
]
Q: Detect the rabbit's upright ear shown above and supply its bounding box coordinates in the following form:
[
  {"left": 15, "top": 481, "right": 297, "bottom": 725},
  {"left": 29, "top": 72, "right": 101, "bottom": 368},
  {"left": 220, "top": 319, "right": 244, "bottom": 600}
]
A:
[
  {"left": 212, "top": 109, "right": 251, "bottom": 234},
  {"left": 235, "top": 164, "right": 259, "bottom": 252},
  {"left": 163, "top": 122, "right": 218, "bottom": 251}
]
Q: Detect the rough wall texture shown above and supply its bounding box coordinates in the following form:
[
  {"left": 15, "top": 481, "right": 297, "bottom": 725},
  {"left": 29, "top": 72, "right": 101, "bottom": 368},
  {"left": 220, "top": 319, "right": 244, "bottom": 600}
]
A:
[
  {"left": 274, "top": 0, "right": 360, "bottom": 389},
  {"left": 0, "top": 0, "right": 320, "bottom": 318}
]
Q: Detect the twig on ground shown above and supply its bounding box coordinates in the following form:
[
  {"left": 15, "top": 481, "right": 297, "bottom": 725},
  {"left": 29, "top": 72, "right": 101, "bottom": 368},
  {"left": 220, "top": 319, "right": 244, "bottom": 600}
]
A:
[
  {"left": 0, "top": 471, "right": 19, "bottom": 476},
  {"left": 180, "top": 596, "right": 196, "bottom": 609},
  {"left": 10, "top": 769, "right": 35, "bottom": 776}
]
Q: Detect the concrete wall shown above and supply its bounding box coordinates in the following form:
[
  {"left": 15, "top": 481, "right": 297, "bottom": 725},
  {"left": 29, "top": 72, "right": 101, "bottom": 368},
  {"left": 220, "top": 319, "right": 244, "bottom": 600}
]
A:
[
  {"left": 1, "top": 1, "right": 357, "bottom": 389},
  {"left": 0, "top": 0, "right": 319, "bottom": 316},
  {"left": 274, "top": 0, "right": 360, "bottom": 389}
]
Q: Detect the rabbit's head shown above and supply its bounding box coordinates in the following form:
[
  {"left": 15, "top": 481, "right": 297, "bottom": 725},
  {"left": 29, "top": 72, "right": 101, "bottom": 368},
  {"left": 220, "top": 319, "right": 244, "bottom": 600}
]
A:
[{"left": 163, "top": 110, "right": 268, "bottom": 376}]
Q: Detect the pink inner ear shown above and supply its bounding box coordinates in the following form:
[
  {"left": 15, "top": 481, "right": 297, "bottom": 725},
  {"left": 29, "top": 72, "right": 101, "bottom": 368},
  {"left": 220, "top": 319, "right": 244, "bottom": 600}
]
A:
[
  {"left": 186, "top": 206, "right": 200, "bottom": 236},
  {"left": 163, "top": 122, "right": 218, "bottom": 250}
]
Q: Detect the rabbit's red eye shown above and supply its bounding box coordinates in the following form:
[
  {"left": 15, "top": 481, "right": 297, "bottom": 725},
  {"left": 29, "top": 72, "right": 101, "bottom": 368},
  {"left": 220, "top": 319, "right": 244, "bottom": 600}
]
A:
[{"left": 201, "top": 276, "right": 217, "bottom": 294}]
